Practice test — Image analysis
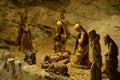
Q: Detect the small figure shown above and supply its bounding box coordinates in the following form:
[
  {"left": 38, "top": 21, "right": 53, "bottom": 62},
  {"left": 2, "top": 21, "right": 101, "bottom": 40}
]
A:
[
  {"left": 41, "top": 55, "right": 69, "bottom": 77},
  {"left": 54, "top": 20, "right": 67, "bottom": 53},
  {"left": 88, "top": 30, "right": 102, "bottom": 80},
  {"left": 50, "top": 51, "right": 70, "bottom": 64},
  {"left": 24, "top": 50, "right": 36, "bottom": 65},
  {"left": 17, "top": 11, "right": 34, "bottom": 52},
  {"left": 71, "top": 23, "right": 91, "bottom": 69},
  {"left": 50, "top": 52, "right": 63, "bottom": 62},
  {"left": 103, "top": 35, "right": 119, "bottom": 80}
]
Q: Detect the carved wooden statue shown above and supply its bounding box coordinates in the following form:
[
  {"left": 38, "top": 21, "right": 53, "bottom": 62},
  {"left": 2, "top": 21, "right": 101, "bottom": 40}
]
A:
[
  {"left": 54, "top": 20, "right": 67, "bottom": 53},
  {"left": 88, "top": 29, "right": 102, "bottom": 80},
  {"left": 71, "top": 23, "right": 91, "bottom": 69},
  {"left": 103, "top": 34, "right": 119, "bottom": 80}
]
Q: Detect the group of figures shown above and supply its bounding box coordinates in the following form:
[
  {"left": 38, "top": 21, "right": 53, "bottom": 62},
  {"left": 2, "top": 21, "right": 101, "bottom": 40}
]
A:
[{"left": 17, "top": 9, "right": 120, "bottom": 80}]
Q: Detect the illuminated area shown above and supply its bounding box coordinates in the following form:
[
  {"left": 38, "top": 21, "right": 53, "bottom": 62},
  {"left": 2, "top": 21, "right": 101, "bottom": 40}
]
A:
[{"left": 0, "top": 0, "right": 120, "bottom": 80}]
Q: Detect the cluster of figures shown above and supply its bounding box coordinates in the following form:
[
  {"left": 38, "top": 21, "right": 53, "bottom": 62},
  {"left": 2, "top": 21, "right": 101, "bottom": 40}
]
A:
[{"left": 17, "top": 9, "right": 120, "bottom": 80}]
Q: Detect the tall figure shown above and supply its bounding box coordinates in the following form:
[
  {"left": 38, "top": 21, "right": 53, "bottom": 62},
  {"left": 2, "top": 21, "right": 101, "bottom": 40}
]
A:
[
  {"left": 17, "top": 11, "right": 36, "bottom": 64},
  {"left": 53, "top": 9, "right": 70, "bottom": 53},
  {"left": 17, "top": 11, "right": 34, "bottom": 52},
  {"left": 71, "top": 23, "right": 91, "bottom": 69},
  {"left": 103, "top": 34, "right": 119, "bottom": 80},
  {"left": 88, "top": 30, "right": 102, "bottom": 80},
  {"left": 54, "top": 20, "right": 67, "bottom": 53}
]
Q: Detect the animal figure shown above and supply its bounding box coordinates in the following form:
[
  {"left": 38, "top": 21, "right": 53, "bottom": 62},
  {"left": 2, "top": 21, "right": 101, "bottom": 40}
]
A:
[
  {"left": 41, "top": 55, "right": 69, "bottom": 77},
  {"left": 24, "top": 50, "right": 36, "bottom": 65}
]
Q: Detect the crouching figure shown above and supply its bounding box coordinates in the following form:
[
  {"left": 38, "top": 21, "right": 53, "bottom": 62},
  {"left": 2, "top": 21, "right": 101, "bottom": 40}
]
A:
[{"left": 71, "top": 23, "right": 91, "bottom": 69}]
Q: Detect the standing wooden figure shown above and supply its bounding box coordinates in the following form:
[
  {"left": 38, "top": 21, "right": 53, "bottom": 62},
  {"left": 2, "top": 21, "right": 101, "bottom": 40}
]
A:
[
  {"left": 54, "top": 20, "right": 67, "bottom": 53},
  {"left": 88, "top": 30, "right": 102, "bottom": 80},
  {"left": 17, "top": 12, "right": 34, "bottom": 52},
  {"left": 103, "top": 35, "right": 119, "bottom": 80}
]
